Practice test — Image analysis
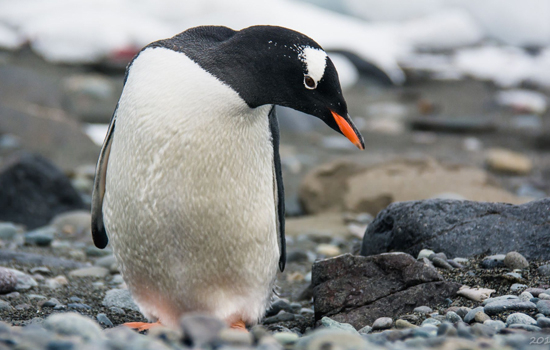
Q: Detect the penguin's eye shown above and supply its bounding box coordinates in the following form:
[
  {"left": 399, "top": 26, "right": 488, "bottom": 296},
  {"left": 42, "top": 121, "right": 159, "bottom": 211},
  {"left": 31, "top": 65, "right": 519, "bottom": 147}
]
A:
[{"left": 304, "top": 75, "right": 317, "bottom": 90}]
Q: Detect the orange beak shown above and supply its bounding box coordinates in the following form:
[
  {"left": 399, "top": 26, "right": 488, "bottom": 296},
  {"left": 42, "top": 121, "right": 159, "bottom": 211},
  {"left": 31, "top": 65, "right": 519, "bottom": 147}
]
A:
[{"left": 331, "top": 110, "right": 365, "bottom": 150}]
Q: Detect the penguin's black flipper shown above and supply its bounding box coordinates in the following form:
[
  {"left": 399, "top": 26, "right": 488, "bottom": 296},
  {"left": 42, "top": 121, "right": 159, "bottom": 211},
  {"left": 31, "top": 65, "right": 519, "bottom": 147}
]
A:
[
  {"left": 269, "top": 107, "right": 286, "bottom": 272},
  {"left": 91, "top": 111, "right": 117, "bottom": 249}
]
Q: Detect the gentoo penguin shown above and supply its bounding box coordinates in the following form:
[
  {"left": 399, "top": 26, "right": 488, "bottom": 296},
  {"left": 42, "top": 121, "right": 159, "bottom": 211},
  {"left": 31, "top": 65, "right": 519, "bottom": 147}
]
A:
[{"left": 91, "top": 25, "right": 364, "bottom": 331}]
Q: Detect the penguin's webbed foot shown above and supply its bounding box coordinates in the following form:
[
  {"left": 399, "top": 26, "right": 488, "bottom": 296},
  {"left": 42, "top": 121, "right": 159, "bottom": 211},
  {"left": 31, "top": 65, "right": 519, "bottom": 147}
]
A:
[
  {"left": 230, "top": 320, "right": 247, "bottom": 332},
  {"left": 124, "top": 321, "right": 162, "bottom": 332}
]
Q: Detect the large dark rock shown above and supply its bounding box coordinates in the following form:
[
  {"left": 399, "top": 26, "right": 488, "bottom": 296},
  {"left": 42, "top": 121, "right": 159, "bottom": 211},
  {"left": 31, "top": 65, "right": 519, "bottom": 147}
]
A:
[
  {"left": 361, "top": 199, "right": 550, "bottom": 260},
  {"left": 0, "top": 153, "right": 85, "bottom": 229},
  {"left": 312, "top": 253, "right": 461, "bottom": 329}
]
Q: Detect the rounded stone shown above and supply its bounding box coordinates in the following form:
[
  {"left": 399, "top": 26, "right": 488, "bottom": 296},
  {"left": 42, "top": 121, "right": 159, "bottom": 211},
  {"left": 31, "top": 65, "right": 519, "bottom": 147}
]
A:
[
  {"left": 44, "top": 312, "right": 103, "bottom": 342},
  {"left": 538, "top": 264, "right": 550, "bottom": 276},
  {"left": 320, "top": 317, "right": 358, "bottom": 334},
  {"left": 24, "top": 226, "right": 56, "bottom": 247},
  {"left": 474, "top": 311, "right": 490, "bottom": 323},
  {"left": 519, "top": 291, "right": 534, "bottom": 302},
  {"left": 445, "top": 311, "right": 462, "bottom": 324},
  {"left": 0, "top": 222, "right": 19, "bottom": 240},
  {"left": 316, "top": 244, "right": 341, "bottom": 257},
  {"left": 483, "top": 320, "right": 505, "bottom": 332},
  {"left": 0, "top": 267, "right": 17, "bottom": 294},
  {"left": 413, "top": 306, "right": 432, "bottom": 314},
  {"left": 503, "top": 251, "right": 529, "bottom": 269},
  {"left": 537, "top": 317, "right": 550, "bottom": 328},
  {"left": 506, "top": 313, "right": 536, "bottom": 326},
  {"left": 421, "top": 318, "right": 441, "bottom": 327},
  {"left": 372, "top": 317, "right": 393, "bottom": 330},
  {"left": 395, "top": 319, "right": 417, "bottom": 329}
]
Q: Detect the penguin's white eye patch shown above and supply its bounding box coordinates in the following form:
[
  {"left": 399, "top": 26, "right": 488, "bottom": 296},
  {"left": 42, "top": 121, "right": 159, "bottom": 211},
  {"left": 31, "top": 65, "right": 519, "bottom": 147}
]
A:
[
  {"left": 298, "top": 46, "right": 327, "bottom": 89},
  {"left": 304, "top": 75, "right": 317, "bottom": 89}
]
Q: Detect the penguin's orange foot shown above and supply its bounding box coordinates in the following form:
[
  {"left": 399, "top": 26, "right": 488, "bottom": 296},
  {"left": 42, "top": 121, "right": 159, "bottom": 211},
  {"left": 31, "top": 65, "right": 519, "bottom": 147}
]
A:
[
  {"left": 123, "top": 321, "right": 162, "bottom": 332},
  {"left": 230, "top": 320, "right": 247, "bottom": 332}
]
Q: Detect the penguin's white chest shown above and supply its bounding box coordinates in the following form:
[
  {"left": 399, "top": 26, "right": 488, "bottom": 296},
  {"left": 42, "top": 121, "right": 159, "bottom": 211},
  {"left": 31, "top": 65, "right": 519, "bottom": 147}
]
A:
[{"left": 102, "top": 47, "right": 280, "bottom": 327}]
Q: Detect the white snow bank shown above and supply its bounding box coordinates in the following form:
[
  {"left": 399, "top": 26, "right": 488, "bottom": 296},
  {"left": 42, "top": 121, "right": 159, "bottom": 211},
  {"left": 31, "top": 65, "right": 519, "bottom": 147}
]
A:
[
  {"left": 399, "top": 9, "right": 483, "bottom": 50},
  {"left": 0, "top": 23, "right": 25, "bottom": 50},
  {"left": 495, "top": 89, "right": 547, "bottom": 114}
]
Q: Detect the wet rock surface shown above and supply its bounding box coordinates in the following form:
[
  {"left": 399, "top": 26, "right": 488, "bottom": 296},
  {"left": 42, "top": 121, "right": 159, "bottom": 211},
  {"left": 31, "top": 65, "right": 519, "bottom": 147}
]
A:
[
  {"left": 0, "top": 153, "right": 85, "bottom": 229},
  {"left": 361, "top": 198, "right": 550, "bottom": 260},
  {"left": 312, "top": 253, "right": 461, "bottom": 329}
]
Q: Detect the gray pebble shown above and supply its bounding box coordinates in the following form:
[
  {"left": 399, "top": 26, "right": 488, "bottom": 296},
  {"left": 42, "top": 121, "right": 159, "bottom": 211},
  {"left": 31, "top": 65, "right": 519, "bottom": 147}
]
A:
[
  {"left": 372, "top": 317, "right": 393, "bottom": 330},
  {"left": 445, "top": 311, "right": 462, "bottom": 324},
  {"left": 358, "top": 325, "right": 372, "bottom": 335},
  {"left": 455, "top": 307, "right": 471, "bottom": 319},
  {"left": 432, "top": 257, "right": 454, "bottom": 270},
  {"left": 510, "top": 283, "right": 528, "bottom": 292},
  {"left": 483, "top": 320, "right": 506, "bottom": 332},
  {"left": 446, "top": 259, "right": 463, "bottom": 268},
  {"left": 519, "top": 291, "right": 534, "bottom": 302},
  {"left": 539, "top": 293, "right": 550, "bottom": 300},
  {"left": 15, "top": 303, "right": 32, "bottom": 310},
  {"left": 44, "top": 312, "right": 104, "bottom": 342},
  {"left": 27, "top": 294, "right": 46, "bottom": 300},
  {"left": 24, "top": 226, "right": 56, "bottom": 246},
  {"left": 537, "top": 300, "right": 550, "bottom": 315},
  {"left": 109, "top": 306, "right": 125, "bottom": 315},
  {"left": 7, "top": 268, "right": 37, "bottom": 291},
  {"left": 0, "top": 267, "right": 17, "bottom": 294},
  {"left": 69, "top": 266, "right": 109, "bottom": 278},
  {"left": 537, "top": 317, "right": 550, "bottom": 328},
  {"left": 179, "top": 314, "right": 226, "bottom": 347},
  {"left": 506, "top": 313, "right": 536, "bottom": 326},
  {"left": 286, "top": 250, "right": 309, "bottom": 263},
  {"left": 508, "top": 324, "right": 541, "bottom": 331},
  {"left": 413, "top": 306, "right": 432, "bottom": 314},
  {"left": 417, "top": 249, "right": 434, "bottom": 260},
  {"left": 273, "top": 331, "right": 299, "bottom": 345},
  {"left": 464, "top": 306, "right": 484, "bottom": 323},
  {"left": 484, "top": 300, "right": 536, "bottom": 315},
  {"left": 456, "top": 322, "right": 474, "bottom": 340},
  {"left": 395, "top": 319, "right": 416, "bottom": 329},
  {"left": 538, "top": 264, "right": 550, "bottom": 276},
  {"left": 263, "top": 311, "right": 295, "bottom": 324},
  {"left": 96, "top": 313, "right": 113, "bottom": 327},
  {"left": 482, "top": 295, "right": 518, "bottom": 306},
  {"left": 474, "top": 311, "right": 490, "bottom": 323},
  {"left": 0, "top": 300, "right": 12, "bottom": 311},
  {"left": 481, "top": 255, "right": 506, "bottom": 268},
  {"left": 266, "top": 299, "right": 293, "bottom": 317},
  {"left": 85, "top": 245, "right": 111, "bottom": 257},
  {"left": 300, "top": 308, "right": 314, "bottom": 315},
  {"left": 421, "top": 318, "right": 441, "bottom": 327},
  {"left": 429, "top": 252, "right": 448, "bottom": 261},
  {"left": 503, "top": 251, "right": 529, "bottom": 269},
  {"left": 525, "top": 288, "right": 546, "bottom": 296},
  {"left": 471, "top": 323, "right": 496, "bottom": 337},
  {"left": 320, "top": 317, "right": 358, "bottom": 334},
  {"left": 218, "top": 328, "right": 254, "bottom": 346},
  {"left": 414, "top": 325, "right": 437, "bottom": 338},
  {"left": 68, "top": 303, "right": 91, "bottom": 310},
  {"left": 53, "top": 304, "right": 67, "bottom": 310},
  {"left": 0, "top": 222, "right": 18, "bottom": 240},
  {"left": 436, "top": 322, "right": 457, "bottom": 336},
  {"left": 41, "top": 298, "right": 62, "bottom": 308},
  {"left": 3, "top": 291, "right": 20, "bottom": 299},
  {"left": 102, "top": 288, "right": 139, "bottom": 311}
]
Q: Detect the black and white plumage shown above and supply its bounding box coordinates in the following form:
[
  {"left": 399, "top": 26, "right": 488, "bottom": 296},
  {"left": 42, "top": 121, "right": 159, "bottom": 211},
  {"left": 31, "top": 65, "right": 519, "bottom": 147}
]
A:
[{"left": 91, "top": 25, "right": 363, "bottom": 329}]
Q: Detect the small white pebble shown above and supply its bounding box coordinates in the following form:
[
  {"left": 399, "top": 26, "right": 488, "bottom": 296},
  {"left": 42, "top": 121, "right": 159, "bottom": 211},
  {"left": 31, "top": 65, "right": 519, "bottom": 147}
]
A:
[{"left": 316, "top": 244, "right": 341, "bottom": 257}]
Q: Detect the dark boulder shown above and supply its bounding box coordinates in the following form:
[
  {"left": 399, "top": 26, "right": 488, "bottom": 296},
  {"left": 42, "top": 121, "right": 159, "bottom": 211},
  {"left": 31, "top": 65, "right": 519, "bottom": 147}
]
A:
[
  {"left": 0, "top": 153, "right": 85, "bottom": 229},
  {"left": 312, "top": 253, "right": 461, "bottom": 329},
  {"left": 361, "top": 199, "right": 550, "bottom": 260}
]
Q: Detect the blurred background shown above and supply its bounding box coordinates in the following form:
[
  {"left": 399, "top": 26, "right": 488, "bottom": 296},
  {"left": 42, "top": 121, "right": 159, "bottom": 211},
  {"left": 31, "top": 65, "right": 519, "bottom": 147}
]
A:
[{"left": 0, "top": 0, "right": 549, "bottom": 229}]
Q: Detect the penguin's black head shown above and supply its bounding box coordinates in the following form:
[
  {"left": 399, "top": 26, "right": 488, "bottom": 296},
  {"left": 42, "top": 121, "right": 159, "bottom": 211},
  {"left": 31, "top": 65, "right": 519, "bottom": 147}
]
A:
[{"left": 149, "top": 25, "right": 364, "bottom": 149}]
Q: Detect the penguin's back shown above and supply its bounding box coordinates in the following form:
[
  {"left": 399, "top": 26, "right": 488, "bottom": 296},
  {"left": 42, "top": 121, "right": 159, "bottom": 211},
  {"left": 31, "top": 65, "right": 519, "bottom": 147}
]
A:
[{"left": 102, "top": 47, "right": 280, "bottom": 327}]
